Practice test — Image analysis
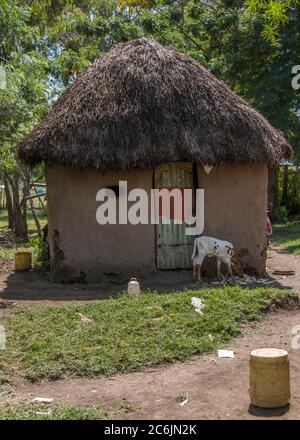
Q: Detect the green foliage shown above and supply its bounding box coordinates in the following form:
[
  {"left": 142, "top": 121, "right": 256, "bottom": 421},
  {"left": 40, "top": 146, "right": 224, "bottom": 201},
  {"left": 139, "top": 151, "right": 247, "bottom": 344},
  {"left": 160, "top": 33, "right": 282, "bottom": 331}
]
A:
[
  {"left": 246, "top": 0, "right": 300, "bottom": 44},
  {"left": 274, "top": 205, "right": 288, "bottom": 223},
  {"left": 278, "top": 167, "right": 300, "bottom": 214},
  {"left": 0, "top": 287, "right": 295, "bottom": 382},
  {"left": 29, "top": 236, "right": 48, "bottom": 265},
  {"left": 273, "top": 220, "right": 300, "bottom": 254},
  {"left": 0, "top": 1, "right": 50, "bottom": 173}
]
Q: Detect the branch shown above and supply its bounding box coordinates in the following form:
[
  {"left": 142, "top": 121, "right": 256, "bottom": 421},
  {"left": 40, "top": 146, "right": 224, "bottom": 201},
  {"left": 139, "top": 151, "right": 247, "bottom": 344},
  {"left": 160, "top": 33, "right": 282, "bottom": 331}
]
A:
[
  {"left": 151, "top": 4, "right": 203, "bottom": 49},
  {"left": 146, "top": 0, "right": 222, "bottom": 49},
  {"left": 197, "top": 0, "right": 220, "bottom": 13}
]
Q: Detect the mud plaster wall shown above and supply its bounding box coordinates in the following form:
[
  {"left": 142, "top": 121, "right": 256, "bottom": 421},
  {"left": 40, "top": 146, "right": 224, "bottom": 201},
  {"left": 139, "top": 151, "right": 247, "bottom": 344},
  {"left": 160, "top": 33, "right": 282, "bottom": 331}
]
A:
[
  {"left": 46, "top": 163, "right": 268, "bottom": 281},
  {"left": 46, "top": 166, "right": 156, "bottom": 282},
  {"left": 198, "top": 164, "right": 268, "bottom": 275}
]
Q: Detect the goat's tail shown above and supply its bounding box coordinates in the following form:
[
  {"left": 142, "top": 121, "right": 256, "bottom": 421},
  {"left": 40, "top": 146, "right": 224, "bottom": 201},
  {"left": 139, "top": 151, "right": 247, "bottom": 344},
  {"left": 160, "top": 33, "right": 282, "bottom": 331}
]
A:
[{"left": 191, "top": 238, "right": 197, "bottom": 260}]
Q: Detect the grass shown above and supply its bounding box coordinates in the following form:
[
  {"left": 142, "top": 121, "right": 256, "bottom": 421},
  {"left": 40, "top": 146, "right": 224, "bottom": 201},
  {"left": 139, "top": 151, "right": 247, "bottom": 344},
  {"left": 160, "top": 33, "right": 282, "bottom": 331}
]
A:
[
  {"left": 272, "top": 220, "right": 300, "bottom": 254},
  {"left": 0, "top": 287, "right": 296, "bottom": 382},
  {"left": 0, "top": 209, "right": 47, "bottom": 233},
  {"left": 0, "top": 400, "right": 107, "bottom": 420},
  {"left": 0, "top": 383, "right": 109, "bottom": 420}
]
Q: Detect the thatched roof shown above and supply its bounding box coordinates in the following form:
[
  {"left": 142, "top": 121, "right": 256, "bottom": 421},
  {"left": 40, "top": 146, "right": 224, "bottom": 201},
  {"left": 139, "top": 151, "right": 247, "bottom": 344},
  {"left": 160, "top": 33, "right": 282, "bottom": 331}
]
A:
[{"left": 19, "top": 38, "right": 291, "bottom": 169}]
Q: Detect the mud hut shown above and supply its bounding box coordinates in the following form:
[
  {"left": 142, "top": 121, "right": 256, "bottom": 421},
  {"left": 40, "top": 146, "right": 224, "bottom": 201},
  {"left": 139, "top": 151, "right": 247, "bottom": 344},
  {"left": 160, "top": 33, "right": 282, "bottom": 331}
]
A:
[{"left": 19, "top": 38, "right": 291, "bottom": 282}]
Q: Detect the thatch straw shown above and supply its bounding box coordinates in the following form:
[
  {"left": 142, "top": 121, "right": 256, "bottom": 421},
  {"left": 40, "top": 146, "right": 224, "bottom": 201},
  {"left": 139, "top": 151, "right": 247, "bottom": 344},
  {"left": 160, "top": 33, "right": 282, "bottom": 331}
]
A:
[{"left": 18, "top": 38, "right": 291, "bottom": 169}]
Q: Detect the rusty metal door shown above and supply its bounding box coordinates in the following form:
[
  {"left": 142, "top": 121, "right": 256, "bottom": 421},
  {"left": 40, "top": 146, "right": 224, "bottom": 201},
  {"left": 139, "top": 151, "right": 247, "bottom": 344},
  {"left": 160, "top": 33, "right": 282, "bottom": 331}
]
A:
[{"left": 155, "top": 163, "right": 194, "bottom": 269}]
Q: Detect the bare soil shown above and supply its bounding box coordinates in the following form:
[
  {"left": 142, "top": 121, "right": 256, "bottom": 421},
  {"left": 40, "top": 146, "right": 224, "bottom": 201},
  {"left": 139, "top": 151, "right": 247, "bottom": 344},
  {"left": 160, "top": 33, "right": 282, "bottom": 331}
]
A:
[{"left": 1, "top": 244, "right": 300, "bottom": 419}]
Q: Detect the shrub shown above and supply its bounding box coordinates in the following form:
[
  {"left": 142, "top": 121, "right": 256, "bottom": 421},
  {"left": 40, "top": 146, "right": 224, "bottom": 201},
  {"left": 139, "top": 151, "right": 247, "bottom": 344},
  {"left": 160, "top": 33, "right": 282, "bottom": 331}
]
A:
[
  {"left": 274, "top": 206, "right": 288, "bottom": 224},
  {"left": 29, "top": 236, "right": 48, "bottom": 265}
]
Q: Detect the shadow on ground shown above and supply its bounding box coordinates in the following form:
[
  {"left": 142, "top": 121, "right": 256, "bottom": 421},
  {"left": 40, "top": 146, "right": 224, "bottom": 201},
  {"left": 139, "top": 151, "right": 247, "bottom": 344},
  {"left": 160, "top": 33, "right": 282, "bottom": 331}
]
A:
[
  {"left": 0, "top": 265, "right": 292, "bottom": 305},
  {"left": 248, "top": 404, "right": 290, "bottom": 418}
]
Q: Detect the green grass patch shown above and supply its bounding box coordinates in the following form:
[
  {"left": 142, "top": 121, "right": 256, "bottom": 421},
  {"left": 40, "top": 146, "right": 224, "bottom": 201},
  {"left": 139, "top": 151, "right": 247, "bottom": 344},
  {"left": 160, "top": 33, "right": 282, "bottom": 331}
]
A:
[
  {"left": 0, "top": 400, "right": 107, "bottom": 420},
  {"left": 273, "top": 221, "right": 300, "bottom": 254},
  {"left": 0, "top": 288, "right": 296, "bottom": 382},
  {"left": 0, "top": 209, "right": 47, "bottom": 234},
  {"left": 0, "top": 383, "right": 108, "bottom": 420}
]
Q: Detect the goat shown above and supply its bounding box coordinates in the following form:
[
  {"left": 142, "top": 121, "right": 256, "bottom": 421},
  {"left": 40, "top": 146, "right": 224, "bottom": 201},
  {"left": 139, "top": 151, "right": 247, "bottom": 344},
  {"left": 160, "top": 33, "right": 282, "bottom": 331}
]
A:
[{"left": 191, "top": 236, "right": 244, "bottom": 283}]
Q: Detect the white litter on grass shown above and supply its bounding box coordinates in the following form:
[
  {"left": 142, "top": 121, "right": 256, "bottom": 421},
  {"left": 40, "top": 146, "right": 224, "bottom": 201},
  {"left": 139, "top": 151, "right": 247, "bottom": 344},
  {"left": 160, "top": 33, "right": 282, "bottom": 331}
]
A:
[
  {"left": 32, "top": 397, "right": 53, "bottom": 404},
  {"left": 34, "top": 411, "right": 52, "bottom": 416},
  {"left": 179, "top": 394, "right": 189, "bottom": 407},
  {"left": 0, "top": 325, "right": 6, "bottom": 350},
  {"left": 191, "top": 297, "right": 205, "bottom": 316},
  {"left": 218, "top": 350, "right": 235, "bottom": 359}
]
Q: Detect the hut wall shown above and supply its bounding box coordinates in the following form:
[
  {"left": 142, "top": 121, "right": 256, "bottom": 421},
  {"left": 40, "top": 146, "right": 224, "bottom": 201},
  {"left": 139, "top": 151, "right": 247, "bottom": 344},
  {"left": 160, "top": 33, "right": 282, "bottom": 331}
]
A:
[
  {"left": 198, "top": 164, "right": 268, "bottom": 275},
  {"left": 46, "top": 163, "right": 268, "bottom": 282},
  {"left": 46, "top": 165, "right": 156, "bottom": 282}
]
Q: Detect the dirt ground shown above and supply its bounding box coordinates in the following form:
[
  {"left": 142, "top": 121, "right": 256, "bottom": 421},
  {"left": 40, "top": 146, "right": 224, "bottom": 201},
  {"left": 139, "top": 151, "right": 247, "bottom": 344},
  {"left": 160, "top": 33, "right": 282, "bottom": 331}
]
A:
[
  {"left": 0, "top": 243, "right": 299, "bottom": 308},
  {"left": 1, "top": 244, "right": 300, "bottom": 420}
]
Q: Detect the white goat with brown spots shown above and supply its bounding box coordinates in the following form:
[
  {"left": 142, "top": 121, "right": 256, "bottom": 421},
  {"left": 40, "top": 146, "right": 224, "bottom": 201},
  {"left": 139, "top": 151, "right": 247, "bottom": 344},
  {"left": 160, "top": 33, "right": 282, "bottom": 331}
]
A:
[{"left": 191, "top": 236, "right": 244, "bottom": 283}]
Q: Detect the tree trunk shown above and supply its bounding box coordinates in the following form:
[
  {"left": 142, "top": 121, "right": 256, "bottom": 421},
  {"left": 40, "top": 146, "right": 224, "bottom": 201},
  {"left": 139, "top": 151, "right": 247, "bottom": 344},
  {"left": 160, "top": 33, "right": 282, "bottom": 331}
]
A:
[
  {"left": 282, "top": 165, "right": 289, "bottom": 206},
  {"left": 3, "top": 171, "right": 14, "bottom": 229},
  {"left": 29, "top": 198, "right": 42, "bottom": 238},
  {"left": 8, "top": 174, "right": 28, "bottom": 239}
]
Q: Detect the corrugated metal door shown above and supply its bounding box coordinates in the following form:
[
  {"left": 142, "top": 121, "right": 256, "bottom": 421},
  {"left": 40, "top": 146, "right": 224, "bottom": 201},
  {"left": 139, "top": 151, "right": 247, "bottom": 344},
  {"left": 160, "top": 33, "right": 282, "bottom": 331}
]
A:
[{"left": 155, "top": 163, "right": 194, "bottom": 269}]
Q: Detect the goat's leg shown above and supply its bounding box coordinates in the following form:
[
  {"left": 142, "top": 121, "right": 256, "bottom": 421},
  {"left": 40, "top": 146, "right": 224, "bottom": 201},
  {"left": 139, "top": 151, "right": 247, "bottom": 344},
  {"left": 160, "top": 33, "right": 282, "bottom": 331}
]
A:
[
  {"left": 226, "top": 262, "right": 235, "bottom": 281},
  {"left": 192, "top": 264, "right": 197, "bottom": 281},
  {"left": 217, "top": 258, "right": 222, "bottom": 281},
  {"left": 196, "top": 264, "right": 202, "bottom": 284}
]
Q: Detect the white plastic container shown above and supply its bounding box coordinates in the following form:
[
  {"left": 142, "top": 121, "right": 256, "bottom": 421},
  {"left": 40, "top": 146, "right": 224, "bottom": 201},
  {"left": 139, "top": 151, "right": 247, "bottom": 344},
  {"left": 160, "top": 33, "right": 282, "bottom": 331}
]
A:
[{"left": 127, "top": 277, "right": 140, "bottom": 295}]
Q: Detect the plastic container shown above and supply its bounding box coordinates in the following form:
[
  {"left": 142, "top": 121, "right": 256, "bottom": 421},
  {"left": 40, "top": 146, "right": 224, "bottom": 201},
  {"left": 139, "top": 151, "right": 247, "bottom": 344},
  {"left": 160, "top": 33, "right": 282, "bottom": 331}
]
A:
[
  {"left": 250, "top": 348, "right": 290, "bottom": 408},
  {"left": 127, "top": 278, "right": 140, "bottom": 295},
  {"left": 15, "top": 252, "right": 32, "bottom": 271}
]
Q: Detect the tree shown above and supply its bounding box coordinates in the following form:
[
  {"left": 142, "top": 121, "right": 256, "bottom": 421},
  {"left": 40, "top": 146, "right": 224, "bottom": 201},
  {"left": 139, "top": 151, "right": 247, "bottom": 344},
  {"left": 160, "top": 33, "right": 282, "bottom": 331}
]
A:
[
  {"left": 0, "top": 1, "right": 49, "bottom": 238},
  {"left": 246, "top": 0, "right": 300, "bottom": 44}
]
